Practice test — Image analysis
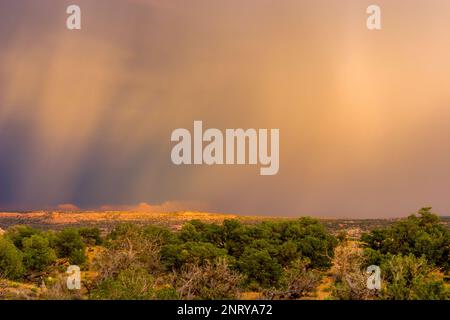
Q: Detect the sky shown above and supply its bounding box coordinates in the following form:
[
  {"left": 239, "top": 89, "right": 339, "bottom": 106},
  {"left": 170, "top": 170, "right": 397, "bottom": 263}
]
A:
[{"left": 1, "top": 0, "right": 450, "bottom": 218}]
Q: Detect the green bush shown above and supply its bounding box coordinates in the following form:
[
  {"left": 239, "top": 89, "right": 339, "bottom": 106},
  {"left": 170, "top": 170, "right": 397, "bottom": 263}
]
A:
[
  {"left": 362, "top": 208, "right": 450, "bottom": 271},
  {"left": 162, "top": 242, "right": 228, "bottom": 270},
  {"left": 6, "top": 225, "right": 41, "bottom": 250},
  {"left": 279, "top": 218, "right": 337, "bottom": 268},
  {"left": 175, "top": 218, "right": 337, "bottom": 270},
  {"left": 220, "top": 220, "right": 251, "bottom": 257},
  {"left": 238, "top": 248, "right": 283, "bottom": 287},
  {"left": 244, "top": 218, "right": 337, "bottom": 269},
  {"left": 107, "top": 223, "right": 141, "bottom": 241},
  {"left": 142, "top": 225, "right": 176, "bottom": 245},
  {"left": 178, "top": 221, "right": 205, "bottom": 242},
  {"left": 0, "top": 237, "right": 24, "bottom": 279},
  {"left": 380, "top": 254, "right": 449, "bottom": 300},
  {"left": 54, "top": 229, "right": 86, "bottom": 265},
  {"left": 277, "top": 240, "right": 299, "bottom": 266},
  {"left": 78, "top": 227, "right": 103, "bottom": 246},
  {"left": 91, "top": 267, "right": 154, "bottom": 300},
  {"left": 178, "top": 219, "right": 251, "bottom": 257},
  {"left": 22, "top": 234, "right": 57, "bottom": 272},
  {"left": 162, "top": 218, "right": 337, "bottom": 288}
]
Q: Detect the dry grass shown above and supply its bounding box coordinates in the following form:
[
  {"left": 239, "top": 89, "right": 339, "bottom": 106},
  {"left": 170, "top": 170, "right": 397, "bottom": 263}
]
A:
[
  {"left": 0, "top": 279, "right": 41, "bottom": 300},
  {"left": 315, "top": 275, "right": 333, "bottom": 300}
]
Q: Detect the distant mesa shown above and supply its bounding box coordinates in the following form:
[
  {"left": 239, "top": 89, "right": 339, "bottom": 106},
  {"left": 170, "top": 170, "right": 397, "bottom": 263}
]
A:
[
  {"left": 99, "top": 201, "right": 209, "bottom": 213},
  {"left": 57, "top": 203, "right": 80, "bottom": 211}
]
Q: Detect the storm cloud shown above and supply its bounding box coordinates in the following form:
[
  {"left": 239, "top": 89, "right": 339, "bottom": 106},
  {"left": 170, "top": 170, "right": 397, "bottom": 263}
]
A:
[{"left": 1, "top": 0, "right": 450, "bottom": 217}]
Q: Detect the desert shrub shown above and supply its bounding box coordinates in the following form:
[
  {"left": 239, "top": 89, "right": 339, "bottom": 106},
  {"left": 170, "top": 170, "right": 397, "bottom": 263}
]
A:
[
  {"left": 178, "top": 221, "right": 206, "bottom": 242},
  {"left": 161, "top": 242, "right": 228, "bottom": 270},
  {"left": 142, "top": 225, "right": 176, "bottom": 246},
  {"left": 176, "top": 218, "right": 337, "bottom": 270},
  {"left": 109, "top": 224, "right": 162, "bottom": 271},
  {"left": 41, "top": 230, "right": 57, "bottom": 246},
  {"left": 362, "top": 247, "right": 385, "bottom": 269},
  {"left": 167, "top": 218, "right": 337, "bottom": 289},
  {"left": 238, "top": 248, "right": 283, "bottom": 288},
  {"left": 247, "top": 218, "right": 337, "bottom": 269},
  {"left": 179, "top": 220, "right": 233, "bottom": 245},
  {"left": 219, "top": 220, "right": 251, "bottom": 257},
  {"left": 281, "top": 218, "right": 337, "bottom": 269},
  {"left": 174, "top": 258, "right": 243, "bottom": 300},
  {"left": 94, "top": 224, "right": 162, "bottom": 281},
  {"left": 380, "top": 254, "right": 449, "bottom": 300},
  {"left": 330, "top": 242, "right": 378, "bottom": 300},
  {"left": 6, "top": 225, "right": 41, "bottom": 250},
  {"left": 276, "top": 241, "right": 299, "bottom": 266},
  {"left": 265, "top": 258, "right": 321, "bottom": 299},
  {"left": 54, "top": 229, "right": 86, "bottom": 265},
  {"left": 178, "top": 220, "right": 251, "bottom": 258},
  {"left": 78, "top": 227, "right": 103, "bottom": 246},
  {"left": 69, "top": 249, "right": 87, "bottom": 266},
  {"left": 362, "top": 208, "right": 450, "bottom": 271},
  {"left": 0, "top": 237, "right": 24, "bottom": 280},
  {"left": 108, "top": 223, "right": 165, "bottom": 248},
  {"left": 93, "top": 247, "right": 138, "bottom": 282},
  {"left": 336, "top": 231, "right": 348, "bottom": 243},
  {"left": 90, "top": 267, "right": 154, "bottom": 300},
  {"left": 107, "top": 223, "right": 142, "bottom": 241},
  {"left": 43, "top": 276, "right": 84, "bottom": 300},
  {"left": 22, "top": 234, "right": 57, "bottom": 272}
]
